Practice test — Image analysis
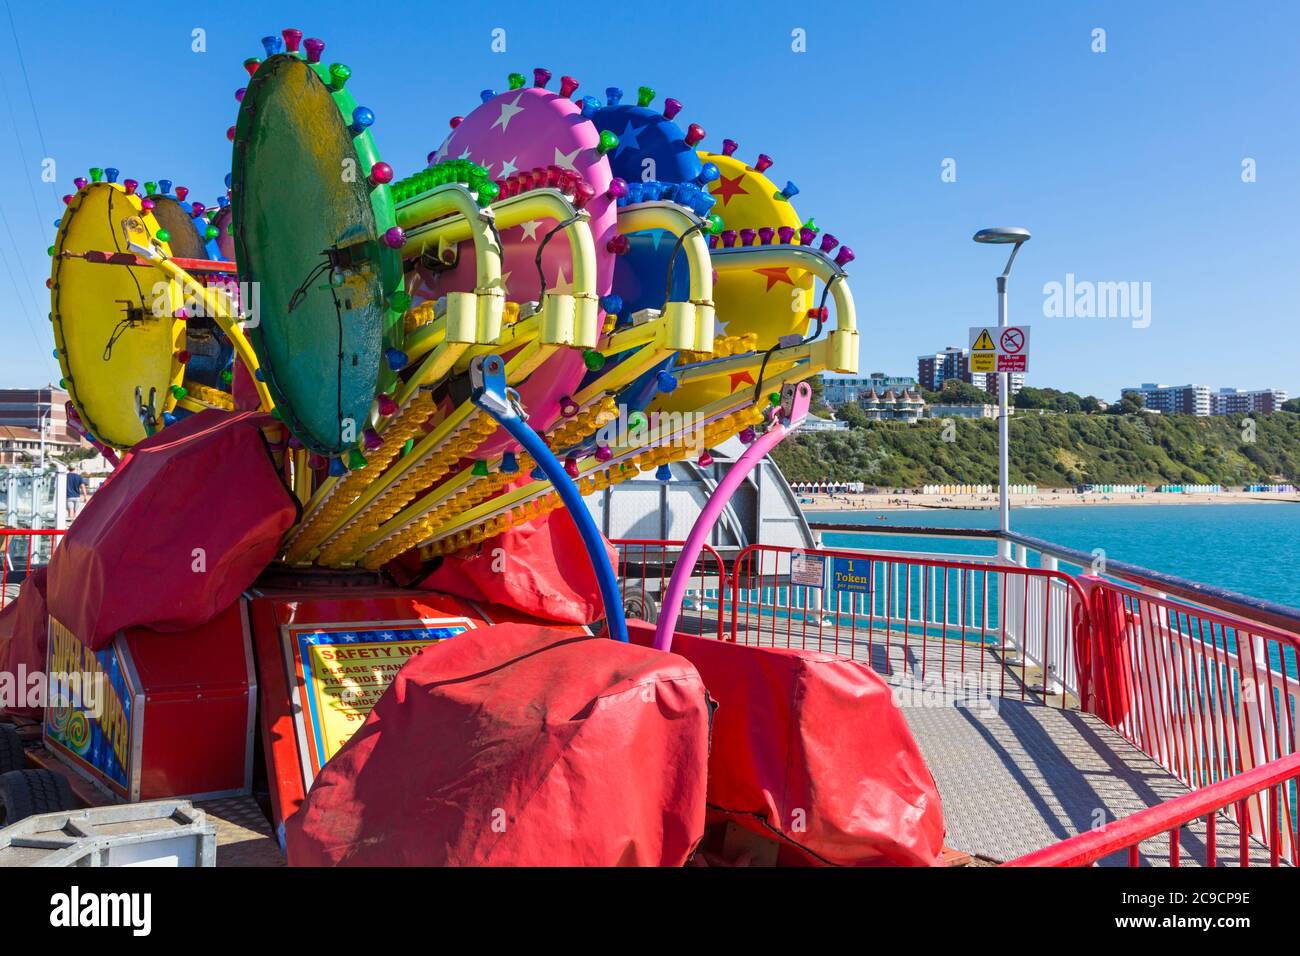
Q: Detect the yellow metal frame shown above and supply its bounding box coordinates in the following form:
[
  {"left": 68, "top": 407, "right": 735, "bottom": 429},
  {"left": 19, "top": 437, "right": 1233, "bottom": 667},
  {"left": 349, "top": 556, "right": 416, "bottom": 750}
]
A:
[{"left": 120, "top": 215, "right": 276, "bottom": 412}]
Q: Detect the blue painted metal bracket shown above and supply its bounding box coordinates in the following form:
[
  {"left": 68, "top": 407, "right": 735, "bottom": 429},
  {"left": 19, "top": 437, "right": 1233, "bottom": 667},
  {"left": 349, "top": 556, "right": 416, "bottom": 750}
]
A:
[{"left": 469, "top": 354, "right": 629, "bottom": 642}]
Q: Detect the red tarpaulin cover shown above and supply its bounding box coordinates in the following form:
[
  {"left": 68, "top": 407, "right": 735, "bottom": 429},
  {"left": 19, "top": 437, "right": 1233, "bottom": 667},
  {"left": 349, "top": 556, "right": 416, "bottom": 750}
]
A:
[
  {"left": 629, "top": 623, "right": 945, "bottom": 866},
  {"left": 0, "top": 567, "right": 49, "bottom": 717},
  {"left": 46, "top": 410, "right": 298, "bottom": 650},
  {"left": 286, "top": 623, "right": 712, "bottom": 866},
  {"left": 417, "top": 508, "right": 616, "bottom": 625}
]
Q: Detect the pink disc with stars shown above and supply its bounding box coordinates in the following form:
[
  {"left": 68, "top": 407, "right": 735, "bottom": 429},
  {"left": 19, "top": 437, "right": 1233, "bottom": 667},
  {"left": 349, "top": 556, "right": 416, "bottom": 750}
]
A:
[{"left": 414, "top": 85, "right": 617, "bottom": 455}]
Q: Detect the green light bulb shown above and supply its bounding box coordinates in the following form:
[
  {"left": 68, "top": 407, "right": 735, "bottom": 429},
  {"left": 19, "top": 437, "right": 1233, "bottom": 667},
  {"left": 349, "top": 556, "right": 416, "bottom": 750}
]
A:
[
  {"left": 388, "top": 291, "right": 412, "bottom": 314},
  {"left": 348, "top": 448, "right": 367, "bottom": 470},
  {"left": 144, "top": 181, "right": 157, "bottom": 196},
  {"left": 89, "top": 167, "right": 103, "bottom": 183},
  {"left": 583, "top": 349, "right": 605, "bottom": 371},
  {"left": 706, "top": 213, "right": 724, "bottom": 235},
  {"left": 596, "top": 130, "right": 619, "bottom": 156},
  {"left": 205, "top": 225, "right": 219, "bottom": 240},
  {"left": 155, "top": 228, "right": 171, "bottom": 243},
  {"left": 508, "top": 72, "right": 525, "bottom": 90},
  {"left": 472, "top": 459, "right": 489, "bottom": 477},
  {"left": 329, "top": 63, "right": 351, "bottom": 90},
  {"left": 170, "top": 384, "right": 187, "bottom": 400},
  {"left": 637, "top": 86, "right": 655, "bottom": 107}
]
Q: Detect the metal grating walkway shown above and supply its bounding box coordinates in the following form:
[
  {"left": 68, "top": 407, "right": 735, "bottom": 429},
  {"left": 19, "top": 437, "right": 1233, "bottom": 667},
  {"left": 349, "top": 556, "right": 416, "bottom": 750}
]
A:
[
  {"left": 728, "top": 625, "right": 1283, "bottom": 866},
  {"left": 901, "top": 700, "right": 1251, "bottom": 865}
]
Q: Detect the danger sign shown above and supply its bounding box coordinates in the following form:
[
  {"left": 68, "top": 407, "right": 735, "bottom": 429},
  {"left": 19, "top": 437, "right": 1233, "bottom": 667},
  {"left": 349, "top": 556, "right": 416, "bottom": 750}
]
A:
[{"left": 969, "top": 325, "right": 1030, "bottom": 374}]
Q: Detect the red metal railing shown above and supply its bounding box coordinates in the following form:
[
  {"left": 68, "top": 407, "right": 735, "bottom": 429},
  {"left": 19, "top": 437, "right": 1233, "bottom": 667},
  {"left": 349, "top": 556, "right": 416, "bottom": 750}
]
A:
[
  {"left": 610, "top": 539, "right": 727, "bottom": 640},
  {"left": 727, "top": 543, "right": 1090, "bottom": 707},
  {"left": 0, "top": 528, "right": 63, "bottom": 610},
  {"left": 1077, "top": 577, "right": 1299, "bottom": 864},
  {"left": 620, "top": 535, "right": 1300, "bottom": 865},
  {"left": 1008, "top": 751, "right": 1300, "bottom": 867}
]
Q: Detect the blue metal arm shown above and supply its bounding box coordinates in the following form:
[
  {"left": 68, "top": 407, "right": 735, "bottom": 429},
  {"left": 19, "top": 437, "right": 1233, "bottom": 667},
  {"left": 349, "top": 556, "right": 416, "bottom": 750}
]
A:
[{"left": 469, "top": 355, "right": 628, "bottom": 642}]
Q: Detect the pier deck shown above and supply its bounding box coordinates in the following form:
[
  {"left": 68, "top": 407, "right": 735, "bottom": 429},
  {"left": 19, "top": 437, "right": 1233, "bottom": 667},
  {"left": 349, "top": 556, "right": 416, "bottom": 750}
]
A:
[{"left": 727, "top": 623, "right": 1283, "bottom": 866}]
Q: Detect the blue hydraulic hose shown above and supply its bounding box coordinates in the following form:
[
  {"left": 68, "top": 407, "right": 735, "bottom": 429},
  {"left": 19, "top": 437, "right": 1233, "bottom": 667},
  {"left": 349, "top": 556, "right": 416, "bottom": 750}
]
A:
[{"left": 471, "top": 358, "right": 628, "bottom": 642}]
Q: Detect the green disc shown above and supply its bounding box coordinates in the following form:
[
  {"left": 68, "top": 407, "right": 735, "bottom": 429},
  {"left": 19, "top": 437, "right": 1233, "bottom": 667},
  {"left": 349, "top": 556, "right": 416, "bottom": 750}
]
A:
[{"left": 230, "top": 52, "right": 402, "bottom": 456}]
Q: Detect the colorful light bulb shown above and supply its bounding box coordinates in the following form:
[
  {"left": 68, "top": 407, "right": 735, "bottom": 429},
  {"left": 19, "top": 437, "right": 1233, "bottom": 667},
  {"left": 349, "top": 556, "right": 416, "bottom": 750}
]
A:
[{"left": 350, "top": 106, "right": 374, "bottom": 134}]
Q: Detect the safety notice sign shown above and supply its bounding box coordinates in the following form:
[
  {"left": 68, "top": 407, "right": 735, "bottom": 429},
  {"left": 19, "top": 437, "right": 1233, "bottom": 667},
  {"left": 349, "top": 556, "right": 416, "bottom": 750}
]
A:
[{"left": 969, "top": 325, "right": 1030, "bottom": 374}]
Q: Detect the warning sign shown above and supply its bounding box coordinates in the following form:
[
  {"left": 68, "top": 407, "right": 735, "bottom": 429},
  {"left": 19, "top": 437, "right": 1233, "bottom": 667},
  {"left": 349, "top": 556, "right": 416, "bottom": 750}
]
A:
[
  {"left": 969, "top": 325, "right": 1030, "bottom": 374},
  {"left": 790, "top": 552, "right": 826, "bottom": 589}
]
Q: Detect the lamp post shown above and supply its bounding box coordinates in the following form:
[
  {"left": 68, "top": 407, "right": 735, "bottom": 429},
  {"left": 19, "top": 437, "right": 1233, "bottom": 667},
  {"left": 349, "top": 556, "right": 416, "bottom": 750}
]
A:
[{"left": 973, "top": 227, "right": 1030, "bottom": 557}]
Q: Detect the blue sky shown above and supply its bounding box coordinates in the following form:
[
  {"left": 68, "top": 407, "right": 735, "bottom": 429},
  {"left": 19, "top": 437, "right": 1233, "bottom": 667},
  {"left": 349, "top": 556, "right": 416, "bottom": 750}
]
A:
[{"left": 1, "top": 0, "right": 1296, "bottom": 399}]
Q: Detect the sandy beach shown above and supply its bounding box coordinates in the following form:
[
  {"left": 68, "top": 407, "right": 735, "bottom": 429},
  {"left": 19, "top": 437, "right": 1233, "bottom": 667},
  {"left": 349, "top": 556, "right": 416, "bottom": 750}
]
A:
[{"left": 798, "top": 490, "right": 1300, "bottom": 512}]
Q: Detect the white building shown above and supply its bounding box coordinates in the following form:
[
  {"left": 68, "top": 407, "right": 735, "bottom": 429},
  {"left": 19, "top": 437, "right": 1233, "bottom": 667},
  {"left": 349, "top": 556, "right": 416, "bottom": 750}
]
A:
[
  {"left": 1123, "top": 383, "right": 1212, "bottom": 417},
  {"left": 800, "top": 414, "right": 850, "bottom": 432},
  {"left": 821, "top": 373, "right": 918, "bottom": 406},
  {"left": 1210, "top": 387, "right": 1289, "bottom": 416},
  {"left": 925, "top": 403, "right": 1002, "bottom": 420}
]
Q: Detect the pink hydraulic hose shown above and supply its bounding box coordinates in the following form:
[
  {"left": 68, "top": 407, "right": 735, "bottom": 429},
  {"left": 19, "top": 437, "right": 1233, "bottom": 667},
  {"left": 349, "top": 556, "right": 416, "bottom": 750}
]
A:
[{"left": 653, "top": 382, "right": 811, "bottom": 652}]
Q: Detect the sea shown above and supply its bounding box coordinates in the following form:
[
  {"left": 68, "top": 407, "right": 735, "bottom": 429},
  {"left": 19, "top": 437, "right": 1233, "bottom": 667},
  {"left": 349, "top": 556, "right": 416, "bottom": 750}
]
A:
[{"left": 816, "top": 503, "right": 1300, "bottom": 610}]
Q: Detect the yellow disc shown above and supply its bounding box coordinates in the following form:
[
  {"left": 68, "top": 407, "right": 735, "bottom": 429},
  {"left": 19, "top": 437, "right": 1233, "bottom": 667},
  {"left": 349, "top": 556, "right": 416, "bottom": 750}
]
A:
[
  {"left": 653, "top": 151, "right": 812, "bottom": 413},
  {"left": 51, "top": 183, "right": 186, "bottom": 449}
]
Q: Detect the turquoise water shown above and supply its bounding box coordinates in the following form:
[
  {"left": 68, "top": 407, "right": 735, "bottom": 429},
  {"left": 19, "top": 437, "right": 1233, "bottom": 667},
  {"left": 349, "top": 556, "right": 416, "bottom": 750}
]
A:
[{"left": 817, "top": 503, "right": 1300, "bottom": 610}]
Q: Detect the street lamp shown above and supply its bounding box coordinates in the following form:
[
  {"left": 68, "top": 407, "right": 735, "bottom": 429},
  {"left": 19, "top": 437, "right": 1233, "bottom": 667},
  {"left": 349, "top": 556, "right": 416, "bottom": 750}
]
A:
[{"left": 973, "top": 226, "right": 1030, "bottom": 553}]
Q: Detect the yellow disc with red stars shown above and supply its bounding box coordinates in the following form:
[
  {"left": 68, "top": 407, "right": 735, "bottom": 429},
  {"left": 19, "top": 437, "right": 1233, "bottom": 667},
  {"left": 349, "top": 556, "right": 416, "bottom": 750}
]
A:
[{"left": 652, "top": 148, "right": 812, "bottom": 413}]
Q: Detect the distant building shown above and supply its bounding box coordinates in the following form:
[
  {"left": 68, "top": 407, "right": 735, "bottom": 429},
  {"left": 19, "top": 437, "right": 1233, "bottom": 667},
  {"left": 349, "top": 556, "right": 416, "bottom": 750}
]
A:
[
  {"left": 820, "top": 373, "right": 917, "bottom": 406},
  {"left": 800, "top": 414, "right": 850, "bottom": 432},
  {"left": 1123, "top": 383, "right": 1211, "bottom": 417},
  {"left": 925, "top": 403, "right": 1002, "bottom": 420},
  {"left": 1210, "top": 387, "right": 1289, "bottom": 416},
  {"left": 917, "top": 346, "right": 1024, "bottom": 398},
  {"left": 1123, "top": 383, "right": 1287, "bottom": 417},
  {"left": 0, "top": 425, "right": 82, "bottom": 465},
  {"left": 917, "top": 347, "right": 971, "bottom": 392},
  {"left": 0, "top": 386, "right": 77, "bottom": 442},
  {"left": 861, "top": 388, "right": 925, "bottom": 423},
  {"left": 981, "top": 371, "right": 1026, "bottom": 402}
]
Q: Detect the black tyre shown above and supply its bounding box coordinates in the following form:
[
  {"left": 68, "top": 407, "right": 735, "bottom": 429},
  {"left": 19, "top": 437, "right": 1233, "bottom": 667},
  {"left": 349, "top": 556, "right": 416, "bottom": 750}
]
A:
[
  {"left": 0, "top": 724, "right": 24, "bottom": 774},
  {"left": 622, "top": 584, "right": 659, "bottom": 623},
  {"left": 0, "top": 769, "right": 75, "bottom": 826}
]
